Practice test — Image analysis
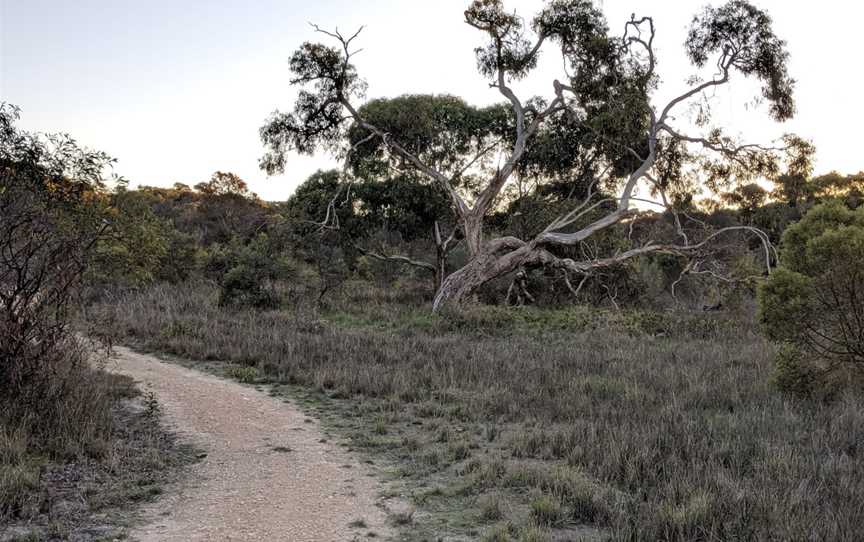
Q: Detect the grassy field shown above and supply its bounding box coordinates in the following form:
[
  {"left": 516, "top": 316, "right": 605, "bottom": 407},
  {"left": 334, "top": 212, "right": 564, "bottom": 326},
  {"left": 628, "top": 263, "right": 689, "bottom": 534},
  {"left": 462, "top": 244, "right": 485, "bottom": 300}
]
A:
[{"left": 90, "top": 281, "right": 864, "bottom": 541}]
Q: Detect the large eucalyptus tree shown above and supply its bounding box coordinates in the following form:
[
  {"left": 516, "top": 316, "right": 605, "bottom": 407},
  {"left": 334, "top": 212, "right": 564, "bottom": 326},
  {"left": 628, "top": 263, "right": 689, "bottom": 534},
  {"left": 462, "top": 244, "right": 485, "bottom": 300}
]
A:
[{"left": 261, "top": 0, "right": 808, "bottom": 310}]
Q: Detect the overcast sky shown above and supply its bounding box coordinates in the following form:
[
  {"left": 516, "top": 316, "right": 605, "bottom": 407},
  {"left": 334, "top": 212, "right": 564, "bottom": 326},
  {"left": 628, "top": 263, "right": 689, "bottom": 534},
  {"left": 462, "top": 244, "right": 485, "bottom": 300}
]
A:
[{"left": 2, "top": 1, "right": 862, "bottom": 201}]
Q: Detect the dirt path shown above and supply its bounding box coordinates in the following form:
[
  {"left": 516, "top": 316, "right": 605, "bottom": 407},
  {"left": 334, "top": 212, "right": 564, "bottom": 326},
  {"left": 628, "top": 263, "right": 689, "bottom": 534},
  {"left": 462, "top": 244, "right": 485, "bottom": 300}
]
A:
[{"left": 109, "top": 346, "right": 398, "bottom": 542}]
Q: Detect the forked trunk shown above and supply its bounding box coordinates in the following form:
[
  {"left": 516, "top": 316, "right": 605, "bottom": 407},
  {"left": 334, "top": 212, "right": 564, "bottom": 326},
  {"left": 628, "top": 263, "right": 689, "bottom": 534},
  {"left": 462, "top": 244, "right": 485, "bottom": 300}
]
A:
[
  {"left": 430, "top": 214, "right": 493, "bottom": 310},
  {"left": 432, "top": 258, "right": 496, "bottom": 311},
  {"left": 432, "top": 243, "right": 543, "bottom": 311}
]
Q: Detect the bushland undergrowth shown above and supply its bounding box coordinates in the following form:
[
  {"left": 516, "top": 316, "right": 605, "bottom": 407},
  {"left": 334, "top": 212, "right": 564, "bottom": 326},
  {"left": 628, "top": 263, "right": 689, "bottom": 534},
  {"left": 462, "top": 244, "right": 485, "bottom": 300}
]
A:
[
  {"left": 0, "top": 349, "right": 197, "bottom": 541},
  {"left": 91, "top": 282, "right": 864, "bottom": 541}
]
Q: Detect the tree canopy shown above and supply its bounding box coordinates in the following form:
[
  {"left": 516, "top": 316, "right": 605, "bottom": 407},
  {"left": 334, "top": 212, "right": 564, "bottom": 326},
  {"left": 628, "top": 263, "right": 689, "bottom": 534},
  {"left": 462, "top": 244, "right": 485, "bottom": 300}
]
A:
[{"left": 261, "top": 0, "right": 809, "bottom": 310}]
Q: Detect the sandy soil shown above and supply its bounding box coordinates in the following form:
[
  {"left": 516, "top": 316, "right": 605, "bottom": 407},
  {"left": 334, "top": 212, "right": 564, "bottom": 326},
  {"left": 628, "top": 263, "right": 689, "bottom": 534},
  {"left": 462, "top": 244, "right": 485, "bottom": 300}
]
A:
[{"left": 109, "top": 346, "right": 398, "bottom": 541}]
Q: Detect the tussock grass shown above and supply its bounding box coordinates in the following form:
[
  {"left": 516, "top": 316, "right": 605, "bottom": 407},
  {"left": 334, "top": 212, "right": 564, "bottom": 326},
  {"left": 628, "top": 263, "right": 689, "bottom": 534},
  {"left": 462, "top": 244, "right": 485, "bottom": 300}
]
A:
[{"left": 92, "top": 282, "right": 864, "bottom": 540}]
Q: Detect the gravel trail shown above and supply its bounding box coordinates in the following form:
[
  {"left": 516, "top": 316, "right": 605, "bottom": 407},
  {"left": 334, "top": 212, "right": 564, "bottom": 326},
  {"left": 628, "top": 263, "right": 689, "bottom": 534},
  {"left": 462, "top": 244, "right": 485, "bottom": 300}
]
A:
[{"left": 110, "top": 346, "right": 396, "bottom": 541}]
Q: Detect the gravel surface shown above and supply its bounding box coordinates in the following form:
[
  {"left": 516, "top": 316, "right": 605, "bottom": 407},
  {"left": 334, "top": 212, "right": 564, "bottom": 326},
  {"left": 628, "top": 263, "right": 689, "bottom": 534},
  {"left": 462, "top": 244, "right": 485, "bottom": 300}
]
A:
[{"left": 110, "top": 346, "right": 397, "bottom": 541}]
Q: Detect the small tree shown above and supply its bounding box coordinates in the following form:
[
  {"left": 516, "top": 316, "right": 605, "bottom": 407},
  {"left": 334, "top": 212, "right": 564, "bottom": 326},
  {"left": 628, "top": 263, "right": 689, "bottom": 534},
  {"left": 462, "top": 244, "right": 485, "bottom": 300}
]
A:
[
  {"left": 262, "top": 0, "right": 809, "bottom": 311},
  {"left": 759, "top": 202, "right": 864, "bottom": 392}
]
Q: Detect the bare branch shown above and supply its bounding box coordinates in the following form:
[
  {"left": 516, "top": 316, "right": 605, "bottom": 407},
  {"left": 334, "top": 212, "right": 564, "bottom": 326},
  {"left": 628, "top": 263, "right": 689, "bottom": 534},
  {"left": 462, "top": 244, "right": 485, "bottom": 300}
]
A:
[
  {"left": 549, "top": 225, "right": 776, "bottom": 276},
  {"left": 354, "top": 245, "right": 437, "bottom": 274},
  {"left": 658, "top": 122, "right": 786, "bottom": 166},
  {"left": 471, "top": 94, "right": 564, "bottom": 216},
  {"left": 536, "top": 208, "right": 634, "bottom": 247},
  {"left": 563, "top": 271, "right": 590, "bottom": 299},
  {"left": 453, "top": 137, "right": 505, "bottom": 181},
  {"left": 658, "top": 53, "right": 734, "bottom": 125},
  {"left": 624, "top": 15, "right": 656, "bottom": 78}
]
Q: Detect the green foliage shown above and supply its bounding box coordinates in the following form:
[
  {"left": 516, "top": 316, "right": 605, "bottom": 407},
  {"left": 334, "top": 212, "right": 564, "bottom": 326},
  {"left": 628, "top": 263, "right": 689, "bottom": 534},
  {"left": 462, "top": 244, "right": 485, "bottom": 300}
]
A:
[
  {"left": 133, "top": 177, "right": 270, "bottom": 247},
  {"left": 779, "top": 201, "right": 864, "bottom": 274},
  {"left": 259, "top": 40, "right": 366, "bottom": 172},
  {"left": 220, "top": 266, "right": 280, "bottom": 309},
  {"left": 751, "top": 201, "right": 802, "bottom": 244},
  {"left": 757, "top": 267, "right": 813, "bottom": 342},
  {"left": 809, "top": 171, "right": 864, "bottom": 207},
  {"left": 155, "top": 230, "right": 202, "bottom": 283},
  {"left": 759, "top": 202, "right": 864, "bottom": 392},
  {"left": 686, "top": 1, "right": 795, "bottom": 121},
  {"left": 348, "top": 95, "right": 509, "bottom": 181},
  {"left": 90, "top": 188, "right": 170, "bottom": 286},
  {"left": 212, "top": 235, "right": 296, "bottom": 309},
  {"left": 771, "top": 344, "right": 820, "bottom": 396},
  {"left": 722, "top": 183, "right": 768, "bottom": 219}
]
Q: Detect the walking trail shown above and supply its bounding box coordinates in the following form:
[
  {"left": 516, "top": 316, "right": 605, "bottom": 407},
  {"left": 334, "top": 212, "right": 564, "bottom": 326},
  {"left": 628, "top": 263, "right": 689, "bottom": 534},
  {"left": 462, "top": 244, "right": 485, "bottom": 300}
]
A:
[{"left": 110, "top": 346, "right": 398, "bottom": 541}]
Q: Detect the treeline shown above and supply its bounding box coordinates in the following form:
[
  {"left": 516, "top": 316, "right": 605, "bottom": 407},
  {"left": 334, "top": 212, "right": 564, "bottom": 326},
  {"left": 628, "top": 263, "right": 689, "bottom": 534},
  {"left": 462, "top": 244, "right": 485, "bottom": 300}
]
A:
[{"left": 93, "top": 163, "right": 864, "bottom": 313}]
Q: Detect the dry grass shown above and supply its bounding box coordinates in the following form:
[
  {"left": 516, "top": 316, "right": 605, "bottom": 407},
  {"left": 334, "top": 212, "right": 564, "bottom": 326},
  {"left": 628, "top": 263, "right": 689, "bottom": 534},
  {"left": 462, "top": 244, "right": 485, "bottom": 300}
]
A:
[
  {"left": 90, "top": 282, "right": 864, "bottom": 541},
  {"left": 0, "top": 341, "right": 197, "bottom": 540}
]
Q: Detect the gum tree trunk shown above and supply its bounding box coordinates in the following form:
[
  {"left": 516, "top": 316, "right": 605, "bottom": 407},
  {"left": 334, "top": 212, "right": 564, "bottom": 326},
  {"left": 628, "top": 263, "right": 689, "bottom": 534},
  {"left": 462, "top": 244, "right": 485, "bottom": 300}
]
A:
[{"left": 432, "top": 241, "right": 545, "bottom": 311}]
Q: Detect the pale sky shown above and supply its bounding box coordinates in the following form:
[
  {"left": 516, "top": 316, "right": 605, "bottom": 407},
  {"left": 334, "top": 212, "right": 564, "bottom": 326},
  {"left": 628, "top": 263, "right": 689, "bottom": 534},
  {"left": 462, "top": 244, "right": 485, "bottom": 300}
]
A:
[{"left": 2, "top": 1, "right": 862, "bottom": 201}]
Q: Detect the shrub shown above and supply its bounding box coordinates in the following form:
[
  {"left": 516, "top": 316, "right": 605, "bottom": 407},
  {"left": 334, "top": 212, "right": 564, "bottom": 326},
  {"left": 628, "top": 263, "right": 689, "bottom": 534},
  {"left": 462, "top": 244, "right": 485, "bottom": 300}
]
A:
[
  {"left": 156, "top": 230, "right": 202, "bottom": 283},
  {"left": 210, "top": 234, "right": 297, "bottom": 309},
  {"left": 220, "top": 264, "right": 282, "bottom": 309},
  {"left": 772, "top": 344, "right": 820, "bottom": 396},
  {"left": 759, "top": 201, "right": 864, "bottom": 393}
]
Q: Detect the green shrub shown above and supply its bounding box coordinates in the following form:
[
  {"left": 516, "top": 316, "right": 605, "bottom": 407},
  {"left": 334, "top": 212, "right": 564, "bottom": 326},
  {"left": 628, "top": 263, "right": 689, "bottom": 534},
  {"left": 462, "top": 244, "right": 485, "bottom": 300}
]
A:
[
  {"left": 220, "top": 264, "right": 282, "bottom": 309},
  {"left": 211, "top": 234, "right": 298, "bottom": 309},
  {"left": 759, "top": 201, "right": 864, "bottom": 391},
  {"left": 772, "top": 344, "right": 820, "bottom": 396}
]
